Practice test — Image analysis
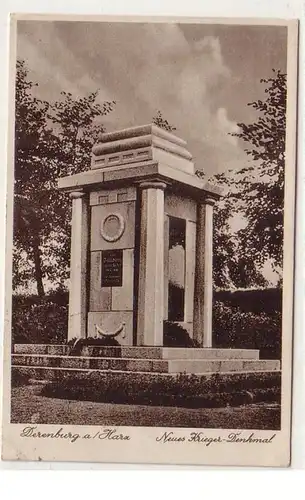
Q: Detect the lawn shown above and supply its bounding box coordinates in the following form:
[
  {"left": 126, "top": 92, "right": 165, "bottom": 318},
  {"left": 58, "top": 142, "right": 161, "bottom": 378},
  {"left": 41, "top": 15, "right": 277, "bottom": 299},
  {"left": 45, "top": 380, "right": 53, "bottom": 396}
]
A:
[{"left": 11, "top": 384, "right": 280, "bottom": 429}]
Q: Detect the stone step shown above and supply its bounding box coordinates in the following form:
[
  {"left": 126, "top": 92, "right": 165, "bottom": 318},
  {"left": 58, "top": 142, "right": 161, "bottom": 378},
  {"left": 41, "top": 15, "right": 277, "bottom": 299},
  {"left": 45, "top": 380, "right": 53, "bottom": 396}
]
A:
[
  {"left": 12, "top": 354, "right": 280, "bottom": 374},
  {"left": 14, "top": 344, "right": 70, "bottom": 355},
  {"left": 13, "top": 344, "right": 260, "bottom": 360},
  {"left": 161, "top": 347, "right": 260, "bottom": 360},
  {"left": 12, "top": 354, "right": 169, "bottom": 373},
  {"left": 167, "top": 359, "right": 280, "bottom": 374}
]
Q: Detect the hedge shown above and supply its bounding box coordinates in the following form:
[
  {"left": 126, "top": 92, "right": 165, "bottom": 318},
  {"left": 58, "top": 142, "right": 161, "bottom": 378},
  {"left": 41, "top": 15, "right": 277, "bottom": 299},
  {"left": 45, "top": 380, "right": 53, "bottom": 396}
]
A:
[
  {"left": 12, "top": 295, "right": 68, "bottom": 345},
  {"left": 38, "top": 368, "right": 281, "bottom": 408},
  {"left": 213, "top": 301, "right": 281, "bottom": 359},
  {"left": 11, "top": 291, "right": 282, "bottom": 359}
]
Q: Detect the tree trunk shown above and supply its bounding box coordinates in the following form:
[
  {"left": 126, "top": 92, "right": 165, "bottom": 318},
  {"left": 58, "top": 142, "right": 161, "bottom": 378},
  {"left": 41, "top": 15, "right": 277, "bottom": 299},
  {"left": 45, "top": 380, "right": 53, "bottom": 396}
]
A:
[{"left": 32, "top": 236, "right": 45, "bottom": 297}]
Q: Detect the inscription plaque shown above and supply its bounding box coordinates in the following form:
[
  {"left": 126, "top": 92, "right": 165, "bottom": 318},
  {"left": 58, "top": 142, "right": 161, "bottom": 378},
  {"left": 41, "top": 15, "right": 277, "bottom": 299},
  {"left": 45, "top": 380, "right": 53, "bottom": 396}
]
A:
[{"left": 101, "top": 249, "right": 123, "bottom": 287}]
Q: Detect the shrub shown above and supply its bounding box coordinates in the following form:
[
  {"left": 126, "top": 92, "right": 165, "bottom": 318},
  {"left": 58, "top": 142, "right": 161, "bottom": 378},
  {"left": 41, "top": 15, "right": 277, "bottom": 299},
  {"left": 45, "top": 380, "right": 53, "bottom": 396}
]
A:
[
  {"left": 12, "top": 297, "right": 68, "bottom": 345},
  {"left": 163, "top": 321, "right": 198, "bottom": 347},
  {"left": 11, "top": 369, "right": 30, "bottom": 387},
  {"left": 214, "top": 288, "right": 282, "bottom": 315},
  {"left": 68, "top": 336, "right": 120, "bottom": 356},
  {"left": 40, "top": 369, "right": 281, "bottom": 409},
  {"left": 213, "top": 301, "right": 281, "bottom": 359}
]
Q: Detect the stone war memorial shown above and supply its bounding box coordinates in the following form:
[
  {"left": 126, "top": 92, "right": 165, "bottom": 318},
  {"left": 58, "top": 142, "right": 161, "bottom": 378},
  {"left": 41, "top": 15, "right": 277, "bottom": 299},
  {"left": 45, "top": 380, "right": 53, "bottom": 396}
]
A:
[
  {"left": 55, "top": 123, "right": 278, "bottom": 374},
  {"left": 6, "top": 16, "right": 297, "bottom": 467},
  {"left": 60, "top": 123, "right": 221, "bottom": 350},
  {"left": 13, "top": 124, "right": 279, "bottom": 379}
]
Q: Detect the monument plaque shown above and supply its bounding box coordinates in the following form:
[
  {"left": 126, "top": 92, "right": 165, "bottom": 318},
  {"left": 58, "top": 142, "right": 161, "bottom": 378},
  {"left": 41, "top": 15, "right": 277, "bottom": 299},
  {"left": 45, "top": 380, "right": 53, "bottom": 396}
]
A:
[{"left": 101, "top": 249, "right": 123, "bottom": 287}]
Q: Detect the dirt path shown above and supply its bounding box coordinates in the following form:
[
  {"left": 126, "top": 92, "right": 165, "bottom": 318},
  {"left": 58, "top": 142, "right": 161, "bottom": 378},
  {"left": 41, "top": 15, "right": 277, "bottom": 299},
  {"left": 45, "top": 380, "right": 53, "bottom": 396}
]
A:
[{"left": 11, "top": 384, "right": 280, "bottom": 429}]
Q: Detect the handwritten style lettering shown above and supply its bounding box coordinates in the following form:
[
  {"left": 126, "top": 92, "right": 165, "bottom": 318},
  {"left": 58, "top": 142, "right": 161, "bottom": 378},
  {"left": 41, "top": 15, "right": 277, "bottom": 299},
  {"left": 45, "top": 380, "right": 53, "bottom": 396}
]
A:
[
  {"left": 20, "top": 426, "right": 80, "bottom": 443},
  {"left": 20, "top": 426, "right": 131, "bottom": 443}
]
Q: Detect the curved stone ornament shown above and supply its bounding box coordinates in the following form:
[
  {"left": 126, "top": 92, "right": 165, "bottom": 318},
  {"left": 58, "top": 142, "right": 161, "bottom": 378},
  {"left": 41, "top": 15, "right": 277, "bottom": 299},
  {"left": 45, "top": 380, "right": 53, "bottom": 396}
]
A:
[
  {"left": 100, "top": 213, "right": 125, "bottom": 242},
  {"left": 95, "top": 322, "right": 126, "bottom": 339}
]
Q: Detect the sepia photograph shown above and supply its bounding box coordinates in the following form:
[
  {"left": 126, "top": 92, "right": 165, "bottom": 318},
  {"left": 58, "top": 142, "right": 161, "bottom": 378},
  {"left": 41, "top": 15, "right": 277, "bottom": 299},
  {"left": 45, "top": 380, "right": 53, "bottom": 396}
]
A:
[{"left": 1, "top": 15, "right": 298, "bottom": 466}]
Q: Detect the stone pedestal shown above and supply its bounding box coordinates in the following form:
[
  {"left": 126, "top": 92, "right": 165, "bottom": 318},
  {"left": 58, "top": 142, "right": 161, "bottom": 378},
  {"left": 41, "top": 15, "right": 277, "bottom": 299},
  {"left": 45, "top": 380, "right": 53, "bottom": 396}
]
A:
[
  {"left": 193, "top": 198, "right": 215, "bottom": 347},
  {"left": 67, "top": 191, "right": 89, "bottom": 341},
  {"left": 137, "top": 181, "right": 167, "bottom": 346}
]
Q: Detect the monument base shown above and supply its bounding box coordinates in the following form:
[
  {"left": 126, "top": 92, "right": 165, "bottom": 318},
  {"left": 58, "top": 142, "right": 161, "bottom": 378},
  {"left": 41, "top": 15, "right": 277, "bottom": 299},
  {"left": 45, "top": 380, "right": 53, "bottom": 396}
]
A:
[{"left": 13, "top": 344, "right": 280, "bottom": 374}]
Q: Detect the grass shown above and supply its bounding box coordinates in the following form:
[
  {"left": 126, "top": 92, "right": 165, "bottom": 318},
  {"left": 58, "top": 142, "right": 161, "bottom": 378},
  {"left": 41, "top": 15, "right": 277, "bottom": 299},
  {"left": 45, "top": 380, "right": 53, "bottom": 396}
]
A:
[{"left": 11, "top": 383, "right": 281, "bottom": 430}]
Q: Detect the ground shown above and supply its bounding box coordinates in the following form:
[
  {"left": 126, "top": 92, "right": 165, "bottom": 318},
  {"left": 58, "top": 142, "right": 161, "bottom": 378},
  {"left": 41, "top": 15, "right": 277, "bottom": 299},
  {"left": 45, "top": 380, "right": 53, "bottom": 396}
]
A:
[{"left": 11, "top": 384, "right": 280, "bottom": 429}]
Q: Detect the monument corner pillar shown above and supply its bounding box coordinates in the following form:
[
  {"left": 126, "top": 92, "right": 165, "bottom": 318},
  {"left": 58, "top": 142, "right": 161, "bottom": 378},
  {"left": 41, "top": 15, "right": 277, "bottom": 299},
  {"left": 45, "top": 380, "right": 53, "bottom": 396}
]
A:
[
  {"left": 137, "top": 181, "right": 167, "bottom": 346},
  {"left": 68, "top": 190, "right": 89, "bottom": 341},
  {"left": 193, "top": 197, "right": 215, "bottom": 347}
]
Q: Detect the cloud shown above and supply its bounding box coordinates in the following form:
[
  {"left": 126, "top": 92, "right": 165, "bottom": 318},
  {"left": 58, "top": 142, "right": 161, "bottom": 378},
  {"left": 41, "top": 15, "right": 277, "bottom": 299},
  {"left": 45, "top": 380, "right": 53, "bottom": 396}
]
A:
[
  {"left": 17, "top": 21, "right": 249, "bottom": 175},
  {"left": 16, "top": 21, "right": 112, "bottom": 103},
  {"left": 216, "top": 107, "right": 240, "bottom": 145}
]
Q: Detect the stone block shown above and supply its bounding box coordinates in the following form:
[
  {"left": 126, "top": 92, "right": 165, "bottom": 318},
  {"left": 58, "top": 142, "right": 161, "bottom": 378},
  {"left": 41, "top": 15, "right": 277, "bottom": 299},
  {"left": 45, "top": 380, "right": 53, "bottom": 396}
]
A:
[
  {"left": 151, "top": 360, "right": 170, "bottom": 373},
  {"left": 161, "top": 348, "right": 260, "bottom": 360},
  {"left": 14, "top": 344, "right": 47, "bottom": 354},
  {"left": 219, "top": 360, "right": 244, "bottom": 372},
  {"left": 168, "top": 360, "right": 222, "bottom": 373},
  {"left": 91, "top": 125, "right": 194, "bottom": 174},
  {"left": 87, "top": 311, "right": 133, "bottom": 345},
  {"left": 111, "top": 249, "right": 134, "bottom": 311},
  {"left": 86, "top": 346, "right": 122, "bottom": 358},
  {"left": 11, "top": 354, "right": 26, "bottom": 365},
  {"left": 121, "top": 347, "right": 163, "bottom": 359},
  {"left": 48, "top": 345, "right": 69, "bottom": 356},
  {"left": 126, "top": 359, "right": 153, "bottom": 372},
  {"left": 90, "top": 201, "right": 135, "bottom": 252},
  {"left": 242, "top": 360, "right": 280, "bottom": 371},
  {"left": 90, "top": 358, "right": 114, "bottom": 370},
  {"left": 60, "top": 357, "right": 90, "bottom": 369},
  {"left": 90, "top": 187, "right": 137, "bottom": 206},
  {"left": 89, "top": 251, "right": 112, "bottom": 312}
]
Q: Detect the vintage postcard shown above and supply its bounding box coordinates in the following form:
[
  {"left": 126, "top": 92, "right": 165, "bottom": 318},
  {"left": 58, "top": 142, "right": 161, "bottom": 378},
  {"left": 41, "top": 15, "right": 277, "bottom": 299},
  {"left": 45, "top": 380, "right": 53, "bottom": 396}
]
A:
[{"left": 1, "top": 15, "right": 298, "bottom": 466}]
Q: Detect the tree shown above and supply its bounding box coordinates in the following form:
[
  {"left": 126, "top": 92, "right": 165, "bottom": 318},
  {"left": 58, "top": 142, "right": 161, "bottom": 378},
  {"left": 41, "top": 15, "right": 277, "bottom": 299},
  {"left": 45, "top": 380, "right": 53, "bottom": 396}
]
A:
[
  {"left": 47, "top": 91, "right": 115, "bottom": 285},
  {"left": 14, "top": 60, "right": 58, "bottom": 295},
  {"left": 13, "top": 60, "right": 115, "bottom": 294},
  {"left": 209, "top": 173, "right": 268, "bottom": 290},
  {"left": 232, "top": 69, "right": 286, "bottom": 270},
  {"left": 206, "top": 70, "right": 286, "bottom": 289}
]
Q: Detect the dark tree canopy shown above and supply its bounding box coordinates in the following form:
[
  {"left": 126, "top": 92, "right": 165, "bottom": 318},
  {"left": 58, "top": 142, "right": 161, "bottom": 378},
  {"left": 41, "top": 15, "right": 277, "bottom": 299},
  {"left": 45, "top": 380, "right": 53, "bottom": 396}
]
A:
[
  {"left": 232, "top": 69, "right": 286, "bottom": 269},
  {"left": 14, "top": 60, "right": 285, "bottom": 296},
  {"left": 211, "top": 69, "right": 286, "bottom": 289},
  {"left": 13, "top": 60, "right": 115, "bottom": 295}
]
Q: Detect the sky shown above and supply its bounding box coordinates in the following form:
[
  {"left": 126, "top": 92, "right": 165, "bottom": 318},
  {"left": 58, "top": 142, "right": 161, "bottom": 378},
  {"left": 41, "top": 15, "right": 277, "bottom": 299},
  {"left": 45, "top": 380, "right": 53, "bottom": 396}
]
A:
[{"left": 16, "top": 20, "right": 287, "bottom": 178}]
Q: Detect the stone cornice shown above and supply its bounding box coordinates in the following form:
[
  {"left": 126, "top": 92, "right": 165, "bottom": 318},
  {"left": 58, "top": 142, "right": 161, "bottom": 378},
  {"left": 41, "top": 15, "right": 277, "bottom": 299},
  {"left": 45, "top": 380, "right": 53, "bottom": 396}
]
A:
[
  {"left": 139, "top": 181, "right": 167, "bottom": 191},
  {"left": 69, "top": 190, "right": 86, "bottom": 200},
  {"left": 58, "top": 161, "right": 223, "bottom": 201}
]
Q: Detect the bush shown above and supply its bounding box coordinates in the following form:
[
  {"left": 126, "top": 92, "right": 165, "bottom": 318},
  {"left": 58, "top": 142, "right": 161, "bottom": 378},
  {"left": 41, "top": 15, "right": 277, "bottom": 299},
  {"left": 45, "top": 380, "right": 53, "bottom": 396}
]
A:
[
  {"left": 163, "top": 321, "right": 198, "bottom": 347},
  {"left": 214, "top": 288, "right": 282, "bottom": 315},
  {"left": 11, "top": 369, "right": 30, "bottom": 388},
  {"left": 12, "top": 296, "right": 68, "bottom": 345},
  {"left": 213, "top": 301, "right": 281, "bottom": 359},
  {"left": 68, "top": 336, "right": 120, "bottom": 356},
  {"left": 40, "top": 369, "right": 281, "bottom": 408}
]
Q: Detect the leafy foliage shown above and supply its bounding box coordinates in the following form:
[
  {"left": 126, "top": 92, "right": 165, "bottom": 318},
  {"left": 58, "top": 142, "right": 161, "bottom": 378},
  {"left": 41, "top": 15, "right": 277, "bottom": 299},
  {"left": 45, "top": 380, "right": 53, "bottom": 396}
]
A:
[
  {"left": 14, "top": 61, "right": 58, "bottom": 295},
  {"left": 207, "top": 70, "right": 286, "bottom": 288},
  {"left": 213, "top": 301, "right": 281, "bottom": 359},
  {"left": 41, "top": 368, "right": 281, "bottom": 410},
  {"left": 152, "top": 110, "right": 176, "bottom": 131},
  {"left": 163, "top": 321, "right": 199, "bottom": 347},
  {"left": 13, "top": 60, "right": 115, "bottom": 294},
  {"left": 12, "top": 297, "right": 68, "bottom": 345},
  {"left": 232, "top": 69, "right": 286, "bottom": 269}
]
